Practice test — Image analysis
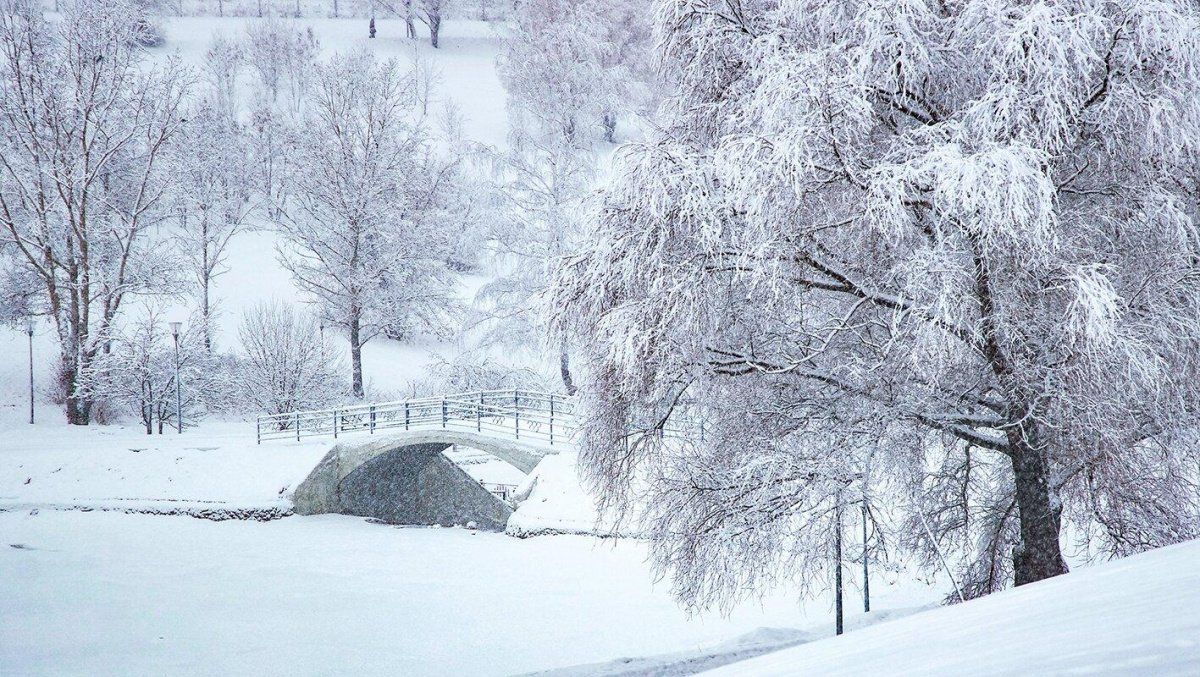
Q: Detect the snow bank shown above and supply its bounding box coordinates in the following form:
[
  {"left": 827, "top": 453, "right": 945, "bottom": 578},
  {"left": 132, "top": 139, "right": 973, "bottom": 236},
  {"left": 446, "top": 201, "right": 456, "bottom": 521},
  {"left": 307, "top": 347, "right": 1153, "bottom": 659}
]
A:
[
  {"left": 708, "top": 538, "right": 1200, "bottom": 676},
  {"left": 0, "top": 419, "right": 329, "bottom": 516},
  {"left": 505, "top": 452, "right": 633, "bottom": 538}
]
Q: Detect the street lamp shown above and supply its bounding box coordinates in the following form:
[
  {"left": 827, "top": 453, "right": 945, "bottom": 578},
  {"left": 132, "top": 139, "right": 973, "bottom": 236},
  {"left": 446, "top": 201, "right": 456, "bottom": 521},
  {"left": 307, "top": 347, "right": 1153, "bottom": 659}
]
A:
[
  {"left": 170, "top": 321, "right": 183, "bottom": 434},
  {"left": 25, "top": 316, "right": 34, "bottom": 425}
]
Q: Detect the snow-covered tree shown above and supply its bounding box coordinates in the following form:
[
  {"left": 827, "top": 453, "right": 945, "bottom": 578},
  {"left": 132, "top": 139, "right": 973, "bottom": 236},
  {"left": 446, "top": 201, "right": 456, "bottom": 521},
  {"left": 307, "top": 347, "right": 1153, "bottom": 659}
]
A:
[
  {"left": 246, "top": 18, "right": 320, "bottom": 214},
  {"left": 235, "top": 300, "right": 344, "bottom": 420},
  {"left": 499, "top": 0, "right": 657, "bottom": 145},
  {"left": 0, "top": 0, "right": 188, "bottom": 424},
  {"left": 172, "top": 97, "right": 256, "bottom": 350},
  {"left": 475, "top": 115, "right": 594, "bottom": 395},
  {"left": 555, "top": 0, "right": 1200, "bottom": 609},
  {"left": 274, "top": 49, "right": 461, "bottom": 398}
]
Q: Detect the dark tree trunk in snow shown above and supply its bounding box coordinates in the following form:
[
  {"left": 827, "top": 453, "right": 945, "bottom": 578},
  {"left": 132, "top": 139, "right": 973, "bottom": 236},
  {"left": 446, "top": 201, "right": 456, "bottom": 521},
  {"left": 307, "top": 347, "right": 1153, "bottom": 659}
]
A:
[
  {"left": 602, "top": 112, "right": 617, "bottom": 143},
  {"left": 1009, "top": 427, "right": 1068, "bottom": 586},
  {"left": 350, "top": 311, "right": 364, "bottom": 399},
  {"left": 404, "top": 1, "right": 416, "bottom": 39},
  {"left": 427, "top": 14, "right": 441, "bottom": 48},
  {"left": 834, "top": 494, "right": 844, "bottom": 636}
]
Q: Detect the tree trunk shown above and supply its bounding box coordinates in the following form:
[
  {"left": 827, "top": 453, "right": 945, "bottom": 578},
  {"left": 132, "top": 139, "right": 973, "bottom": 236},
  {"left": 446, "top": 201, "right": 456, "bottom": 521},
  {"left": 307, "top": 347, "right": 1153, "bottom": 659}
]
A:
[
  {"left": 405, "top": 1, "right": 416, "bottom": 39},
  {"left": 602, "top": 112, "right": 617, "bottom": 143},
  {"left": 428, "top": 14, "right": 440, "bottom": 48},
  {"left": 1008, "top": 426, "right": 1068, "bottom": 586},
  {"left": 559, "top": 335, "right": 576, "bottom": 396},
  {"left": 349, "top": 312, "right": 364, "bottom": 399},
  {"left": 62, "top": 358, "right": 91, "bottom": 425}
]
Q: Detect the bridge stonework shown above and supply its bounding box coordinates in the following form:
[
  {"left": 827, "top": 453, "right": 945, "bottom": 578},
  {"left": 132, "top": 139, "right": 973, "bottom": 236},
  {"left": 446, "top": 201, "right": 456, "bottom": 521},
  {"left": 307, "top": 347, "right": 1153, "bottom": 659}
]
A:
[{"left": 291, "top": 430, "right": 560, "bottom": 530}]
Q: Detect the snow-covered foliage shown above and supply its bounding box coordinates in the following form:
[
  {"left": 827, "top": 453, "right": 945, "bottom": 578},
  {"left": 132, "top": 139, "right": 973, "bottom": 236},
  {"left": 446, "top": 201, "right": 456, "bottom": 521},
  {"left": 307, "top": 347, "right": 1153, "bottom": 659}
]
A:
[{"left": 555, "top": 0, "right": 1200, "bottom": 610}]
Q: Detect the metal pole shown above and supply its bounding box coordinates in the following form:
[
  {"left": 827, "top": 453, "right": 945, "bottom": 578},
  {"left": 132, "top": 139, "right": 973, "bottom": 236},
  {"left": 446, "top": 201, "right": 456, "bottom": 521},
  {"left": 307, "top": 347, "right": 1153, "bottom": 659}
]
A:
[
  {"left": 477, "top": 392, "right": 483, "bottom": 431},
  {"left": 862, "top": 501, "right": 871, "bottom": 613},
  {"left": 27, "top": 321, "right": 34, "bottom": 425},
  {"left": 173, "top": 332, "right": 182, "bottom": 434},
  {"left": 834, "top": 493, "right": 844, "bottom": 636},
  {"left": 549, "top": 394, "right": 555, "bottom": 445},
  {"left": 442, "top": 398, "right": 447, "bottom": 428},
  {"left": 333, "top": 410, "right": 338, "bottom": 438},
  {"left": 513, "top": 389, "right": 519, "bottom": 439},
  {"left": 370, "top": 405, "right": 376, "bottom": 434},
  {"left": 256, "top": 418, "right": 261, "bottom": 445},
  {"left": 296, "top": 411, "right": 301, "bottom": 441},
  {"left": 405, "top": 402, "right": 410, "bottom": 430}
]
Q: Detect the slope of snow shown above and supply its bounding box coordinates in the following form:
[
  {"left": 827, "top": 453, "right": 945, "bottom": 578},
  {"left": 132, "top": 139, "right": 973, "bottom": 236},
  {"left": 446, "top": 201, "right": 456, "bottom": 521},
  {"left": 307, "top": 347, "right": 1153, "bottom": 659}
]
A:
[{"left": 708, "top": 538, "right": 1200, "bottom": 676}]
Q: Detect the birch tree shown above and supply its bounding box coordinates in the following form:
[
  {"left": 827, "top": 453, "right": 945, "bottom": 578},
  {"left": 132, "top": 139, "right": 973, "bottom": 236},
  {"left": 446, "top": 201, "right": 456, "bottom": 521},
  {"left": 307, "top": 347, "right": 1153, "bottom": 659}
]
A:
[
  {"left": 555, "top": 0, "right": 1200, "bottom": 608},
  {"left": 0, "top": 0, "right": 187, "bottom": 424}
]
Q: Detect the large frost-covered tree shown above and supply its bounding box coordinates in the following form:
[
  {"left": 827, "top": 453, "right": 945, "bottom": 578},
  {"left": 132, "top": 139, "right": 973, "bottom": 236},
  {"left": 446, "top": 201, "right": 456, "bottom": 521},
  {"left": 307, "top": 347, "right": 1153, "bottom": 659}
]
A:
[
  {"left": 274, "top": 49, "right": 460, "bottom": 398},
  {"left": 556, "top": 0, "right": 1200, "bottom": 607},
  {"left": 0, "top": 0, "right": 187, "bottom": 424}
]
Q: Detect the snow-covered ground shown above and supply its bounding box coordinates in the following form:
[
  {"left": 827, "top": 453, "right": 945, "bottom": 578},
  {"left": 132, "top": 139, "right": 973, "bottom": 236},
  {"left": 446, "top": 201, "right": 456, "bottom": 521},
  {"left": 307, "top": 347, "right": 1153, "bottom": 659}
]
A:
[
  {"left": 0, "top": 510, "right": 936, "bottom": 676},
  {"left": 709, "top": 538, "right": 1200, "bottom": 676}
]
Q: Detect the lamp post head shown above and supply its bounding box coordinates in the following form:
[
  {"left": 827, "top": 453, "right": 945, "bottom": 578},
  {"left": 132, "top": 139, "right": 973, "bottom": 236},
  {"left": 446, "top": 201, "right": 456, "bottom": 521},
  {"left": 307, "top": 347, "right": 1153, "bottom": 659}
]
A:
[{"left": 169, "top": 321, "right": 182, "bottom": 338}]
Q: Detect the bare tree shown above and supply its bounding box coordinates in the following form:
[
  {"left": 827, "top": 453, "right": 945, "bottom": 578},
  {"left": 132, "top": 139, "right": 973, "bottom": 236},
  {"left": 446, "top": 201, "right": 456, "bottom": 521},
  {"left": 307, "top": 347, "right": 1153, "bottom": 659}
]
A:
[
  {"left": 274, "top": 49, "right": 462, "bottom": 398},
  {"left": 0, "top": 0, "right": 188, "bottom": 424}
]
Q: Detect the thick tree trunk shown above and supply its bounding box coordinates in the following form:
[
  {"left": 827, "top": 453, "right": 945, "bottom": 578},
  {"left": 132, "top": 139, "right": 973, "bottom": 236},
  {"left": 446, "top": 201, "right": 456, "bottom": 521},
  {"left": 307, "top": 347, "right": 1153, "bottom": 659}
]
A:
[
  {"left": 349, "top": 312, "right": 364, "bottom": 399},
  {"left": 1008, "top": 426, "right": 1068, "bottom": 586},
  {"left": 61, "top": 358, "right": 91, "bottom": 425},
  {"left": 404, "top": 1, "right": 416, "bottom": 39},
  {"left": 428, "top": 15, "right": 440, "bottom": 48}
]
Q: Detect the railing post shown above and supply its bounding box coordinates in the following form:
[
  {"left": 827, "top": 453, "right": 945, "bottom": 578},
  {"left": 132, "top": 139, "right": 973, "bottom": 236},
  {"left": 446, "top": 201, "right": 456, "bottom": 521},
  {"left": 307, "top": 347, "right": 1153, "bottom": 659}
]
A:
[
  {"left": 295, "top": 412, "right": 300, "bottom": 441},
  {"left": 405, "top": 401, "right": 410, "bottom": 430},
  {"left": 333, "top": 409, "right": 338, "bottom": 439},
  {"left": 477, "top": 392, "right": 483, "bottom": 432},
  {"left": 370, "top": 405, "right": 376, "bottom": 434},
  {"left": 514, "top": 389, "right": 520, "bottom": 440},
  {"left": 442, "top": 397, "right": 447, "bottom": 428},
  {"left": 549, "top": 394, "right": 555, "bottom": 445},
  {"left": 256, "top": 418, "right": 261, "bottom": 445}
]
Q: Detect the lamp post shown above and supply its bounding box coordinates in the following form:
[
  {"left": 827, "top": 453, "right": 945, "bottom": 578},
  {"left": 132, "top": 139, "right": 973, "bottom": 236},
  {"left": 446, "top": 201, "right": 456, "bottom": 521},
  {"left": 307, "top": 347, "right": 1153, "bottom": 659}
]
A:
[
  {"left": 170, "top": 321, "right": 182, "bottom": 434},
  {"left": 25, "top": 316, "right": 34, "bottom": 425}
]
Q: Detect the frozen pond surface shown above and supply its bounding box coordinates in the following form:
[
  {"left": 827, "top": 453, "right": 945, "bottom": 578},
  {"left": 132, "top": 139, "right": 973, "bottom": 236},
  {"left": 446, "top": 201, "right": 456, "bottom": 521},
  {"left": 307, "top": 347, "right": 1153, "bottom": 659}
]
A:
[{"left": 0, "top": 511, "right": 935, "bottom": 676}]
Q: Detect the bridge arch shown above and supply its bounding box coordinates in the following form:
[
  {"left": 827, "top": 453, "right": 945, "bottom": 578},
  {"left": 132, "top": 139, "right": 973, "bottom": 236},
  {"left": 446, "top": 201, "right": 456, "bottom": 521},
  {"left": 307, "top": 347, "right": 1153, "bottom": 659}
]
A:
[{"left": 291, "top": 430, "right": 561, "bottom": 531}]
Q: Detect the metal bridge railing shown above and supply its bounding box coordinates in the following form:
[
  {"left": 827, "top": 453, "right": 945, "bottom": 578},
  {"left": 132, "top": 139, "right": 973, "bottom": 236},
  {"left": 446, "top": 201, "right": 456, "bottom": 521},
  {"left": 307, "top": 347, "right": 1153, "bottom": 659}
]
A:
[{"left": 256, "top": 389, "right": 576, "bottom": 447}]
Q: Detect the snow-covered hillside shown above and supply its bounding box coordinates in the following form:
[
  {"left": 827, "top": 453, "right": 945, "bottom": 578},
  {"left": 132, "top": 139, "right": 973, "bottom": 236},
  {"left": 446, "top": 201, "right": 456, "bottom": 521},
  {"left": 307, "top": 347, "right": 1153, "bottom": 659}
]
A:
[{"left": 709, "top": 539, "right": 1200, "bottom": 676}]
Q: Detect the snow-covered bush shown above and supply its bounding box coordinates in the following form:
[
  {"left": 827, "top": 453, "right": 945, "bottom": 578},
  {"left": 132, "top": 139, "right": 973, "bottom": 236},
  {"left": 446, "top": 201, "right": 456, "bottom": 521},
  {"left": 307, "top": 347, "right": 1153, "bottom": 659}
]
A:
[
  {"left": 235, "top": 300, "right": 345, "bottom": 422},
  {"left": 83, "top": 309, "right": 219, "bottom": 434}
]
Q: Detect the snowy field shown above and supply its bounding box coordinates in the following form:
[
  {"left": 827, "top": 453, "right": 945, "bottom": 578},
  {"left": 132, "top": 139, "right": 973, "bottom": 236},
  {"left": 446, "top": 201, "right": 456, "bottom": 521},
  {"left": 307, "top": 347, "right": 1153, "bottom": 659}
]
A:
[{"left": 0, "top": 511, "right": 935, "bottom": 676}]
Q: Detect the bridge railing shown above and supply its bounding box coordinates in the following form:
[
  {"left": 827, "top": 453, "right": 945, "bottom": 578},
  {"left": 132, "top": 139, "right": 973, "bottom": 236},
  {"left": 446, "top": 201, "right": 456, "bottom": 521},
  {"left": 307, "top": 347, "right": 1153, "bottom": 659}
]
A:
[{"left": 256, "top": 389, "right": 576, "bottom": 446}]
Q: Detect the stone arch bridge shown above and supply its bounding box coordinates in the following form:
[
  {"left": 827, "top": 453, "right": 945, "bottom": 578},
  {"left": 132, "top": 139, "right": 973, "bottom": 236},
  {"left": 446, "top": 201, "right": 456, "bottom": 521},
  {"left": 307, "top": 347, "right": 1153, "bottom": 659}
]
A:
[{"left": 257, "top": 391, "right": 575, "bottom": 530}]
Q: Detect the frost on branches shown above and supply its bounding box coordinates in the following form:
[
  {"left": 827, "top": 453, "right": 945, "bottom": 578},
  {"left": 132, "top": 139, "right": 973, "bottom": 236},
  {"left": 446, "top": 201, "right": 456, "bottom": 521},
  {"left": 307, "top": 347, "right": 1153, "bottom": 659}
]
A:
[{"left": 555, "top": 0, "right": 1200, "bottom": 609}]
